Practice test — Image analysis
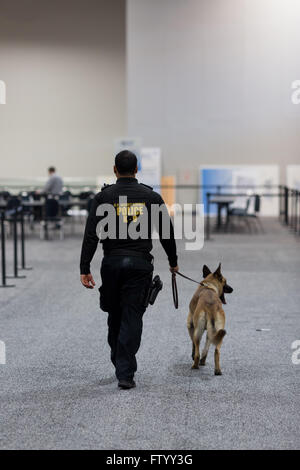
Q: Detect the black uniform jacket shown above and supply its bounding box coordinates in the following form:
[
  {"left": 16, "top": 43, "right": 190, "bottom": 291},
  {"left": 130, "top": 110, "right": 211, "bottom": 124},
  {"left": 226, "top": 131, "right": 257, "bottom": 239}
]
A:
[{"left": 80, "top": 177, "right": 178, "bottom": 274}]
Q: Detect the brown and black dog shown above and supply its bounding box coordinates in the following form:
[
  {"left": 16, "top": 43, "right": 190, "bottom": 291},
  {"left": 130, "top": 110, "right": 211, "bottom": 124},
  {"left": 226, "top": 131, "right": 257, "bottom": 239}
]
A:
[{"left": 187, "top": 263, "right": 233, "bottom": 375}]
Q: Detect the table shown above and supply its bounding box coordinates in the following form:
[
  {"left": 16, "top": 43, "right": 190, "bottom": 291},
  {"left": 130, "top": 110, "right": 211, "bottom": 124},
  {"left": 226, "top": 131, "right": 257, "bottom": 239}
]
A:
[
  {"left": 0, "top": 199, "right": 89, "bottom": 209},
  {"left": 210, "top": 196, "right": 235, "bottom": 230}
]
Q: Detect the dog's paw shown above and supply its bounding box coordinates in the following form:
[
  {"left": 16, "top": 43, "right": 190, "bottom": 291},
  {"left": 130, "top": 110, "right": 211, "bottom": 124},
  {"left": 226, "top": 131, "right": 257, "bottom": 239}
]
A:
[
  {"left": 191, "top": 364, "right": 199, "bottom": 370},
  {"left": 200, "top": 359, "right": 206, "bottom": 366},
  {"left": 214, "top": 370, "right": 222, "bottom": 376}
]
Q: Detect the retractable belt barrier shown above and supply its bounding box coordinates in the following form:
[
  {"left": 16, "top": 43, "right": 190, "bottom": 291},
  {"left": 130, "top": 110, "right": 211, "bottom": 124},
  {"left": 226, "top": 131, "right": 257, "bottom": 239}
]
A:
[{"left": 0, "top": 207, "right": 32, "bottom": 288}]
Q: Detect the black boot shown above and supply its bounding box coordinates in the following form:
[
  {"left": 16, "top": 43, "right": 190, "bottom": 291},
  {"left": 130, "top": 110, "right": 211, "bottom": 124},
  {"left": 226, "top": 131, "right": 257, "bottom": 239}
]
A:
[{"left": 118, "top": 379, "right": 136, "bottom": 390}]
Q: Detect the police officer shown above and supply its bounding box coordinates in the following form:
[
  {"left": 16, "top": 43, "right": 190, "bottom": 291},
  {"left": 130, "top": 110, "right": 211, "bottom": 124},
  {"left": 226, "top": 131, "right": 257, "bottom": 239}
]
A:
[{"left": 80, "top": 150, "right": 178, "bottom": 389}]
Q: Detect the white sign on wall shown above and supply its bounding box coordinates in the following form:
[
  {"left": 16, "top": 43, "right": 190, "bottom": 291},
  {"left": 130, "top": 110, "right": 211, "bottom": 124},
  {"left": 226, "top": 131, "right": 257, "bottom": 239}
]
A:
[
  {"left": 138, "top": 147, "right": 161, "bottom": 189},
  {"left": 115, "top": 137, "right": 142, "bottom": 159},
  {"left": 0, "top": 80, "right": 6, "bottom": 104},
  {"left": 286, "top": 165, "right": 300, "bottom": 190}
]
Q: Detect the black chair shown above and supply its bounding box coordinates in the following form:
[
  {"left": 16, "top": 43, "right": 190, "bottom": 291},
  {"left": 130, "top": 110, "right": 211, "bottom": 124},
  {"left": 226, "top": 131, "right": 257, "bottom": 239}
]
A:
[
  {"left": 5, "top": 196, "right": 22, "bottom": 220},
  {"left": 32, "top": 192, "right": 41, "bottom": 201},
  {"left": 0, "top": 191, "right": 11, "bottom": 201},
  {"left": 247, "top": 195, "right": 263, "bottom": 233},
  {"left": 229, "top": 197, "right": 250, "bottom": 216},
  {"left": 228, "top": 197, "right": 252, "bottom": 232},
  {"left": 79, "top": 191, "right": 94, "bottom": 200},
  {"left": 229, "top": 195, "right": 263, "bottom": 233},
  {"left": 87, "top": 196, "right": 94, "bottom": 214},
  {"left": 5, "top": 196, "right": 21, "bottom": 214},
  {"left": 77, "top": 191, "right": 95, "bottom": 215},
  {"left": 254, "top": 194, "right": 260, "bottom": 213},
  {"left": 59, "top": 191, "right": 72, "bottom": 217},
  {"left": 4, "top": 196, "right": 22, "bottom": 238},
  {"left": 19, "top": 193, "right": 35, "bottom": 229},
  {"left": 40, "top": 198, "right": 64, "bottom": 240}
]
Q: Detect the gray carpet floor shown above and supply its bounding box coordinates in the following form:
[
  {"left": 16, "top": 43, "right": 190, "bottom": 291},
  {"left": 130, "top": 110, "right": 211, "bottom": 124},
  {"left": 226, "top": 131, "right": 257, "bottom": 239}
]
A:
[{"left": 0, "top": 218, "right": 299, "bottom": 449}]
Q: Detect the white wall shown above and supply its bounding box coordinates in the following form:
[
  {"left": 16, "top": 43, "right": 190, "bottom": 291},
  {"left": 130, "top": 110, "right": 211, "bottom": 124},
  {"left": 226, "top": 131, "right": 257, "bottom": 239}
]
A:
[
  {"left": 0, "top": 0, "right": 125, "bottom": 178},
  {"left": 127, "top": 0, "right": 300, "bottom": 182},
  {"left": 1, "top": 0, "right": 299, "bottom": 182}
]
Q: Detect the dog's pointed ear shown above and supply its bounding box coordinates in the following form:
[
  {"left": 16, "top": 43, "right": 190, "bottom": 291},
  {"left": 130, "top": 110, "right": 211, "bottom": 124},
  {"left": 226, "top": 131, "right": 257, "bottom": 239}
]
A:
[
  {"left": 214, "top": 263, "right": 222, "bottom": 277},
  {"left": 202, "top": 265, "right": 211, "bottom": 278}
]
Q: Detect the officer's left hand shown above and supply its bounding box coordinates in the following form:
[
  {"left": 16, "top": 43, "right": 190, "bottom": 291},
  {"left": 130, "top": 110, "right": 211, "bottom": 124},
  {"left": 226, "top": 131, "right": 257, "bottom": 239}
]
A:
[
  {"left": 169, "top": 265, "right": 179, "bottom": 274},
  {"left": 80, "top": 273, "right": 96, "bottom": 289}
]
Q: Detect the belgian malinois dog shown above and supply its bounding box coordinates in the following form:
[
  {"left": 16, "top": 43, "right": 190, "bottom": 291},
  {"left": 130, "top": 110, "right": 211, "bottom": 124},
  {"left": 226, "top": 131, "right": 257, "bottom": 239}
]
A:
[{"left": 187, "top": 263, "right": 233, "bottom": 375}]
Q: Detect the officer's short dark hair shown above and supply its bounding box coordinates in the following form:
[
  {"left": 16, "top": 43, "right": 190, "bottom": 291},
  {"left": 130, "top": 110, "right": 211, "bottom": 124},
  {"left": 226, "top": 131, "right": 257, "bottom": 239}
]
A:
[
  {"left": 48, "top": 166, "right": 56, "bottom": 173},
  {"left": 115, "top": 151, "right": 137, "bottom": 175}
]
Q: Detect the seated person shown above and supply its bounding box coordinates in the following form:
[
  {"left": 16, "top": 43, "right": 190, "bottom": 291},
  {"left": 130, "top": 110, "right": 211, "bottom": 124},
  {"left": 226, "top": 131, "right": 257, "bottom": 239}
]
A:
[{"left": 42, "top": 166, "right": 63, "bottom": 195}]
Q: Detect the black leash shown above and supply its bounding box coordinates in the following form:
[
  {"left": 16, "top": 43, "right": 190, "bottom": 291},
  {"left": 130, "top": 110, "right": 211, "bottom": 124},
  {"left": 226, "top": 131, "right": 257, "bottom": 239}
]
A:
[
  {"left": 176, "top": 271, "right": 202, "bottom": 285},
  {"left": 172, "top": 271, "right": 202, "bottom": 309},
  {"left": 172, "top": 273, "right": 179, "bottom": 309}
]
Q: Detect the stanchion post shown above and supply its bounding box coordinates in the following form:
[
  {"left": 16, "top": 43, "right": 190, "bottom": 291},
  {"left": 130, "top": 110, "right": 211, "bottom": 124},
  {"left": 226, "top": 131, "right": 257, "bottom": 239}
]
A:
[
  {"left": 0, "top": 210, "right": 15, "bottom": 288},
  {"left": 206, "top": 192, "right": 211, "bottom": 240},
  {"left": 298, "top": 190, "right": 300, "bottom": 236},
  {"left": 279, "top": 185, "right": 283, "bottom": 221},
  {"left": 19, "top": 208, "right": 32, "bottom": 271},
  {"left": 284, "top": 186, "right": 289, "bottom": 226},
  {"left": 7, "top": 210, "right": 26, "bottom": 280},
  {"left": 295, "top": 190, "right": 299, "bottom": 234}
]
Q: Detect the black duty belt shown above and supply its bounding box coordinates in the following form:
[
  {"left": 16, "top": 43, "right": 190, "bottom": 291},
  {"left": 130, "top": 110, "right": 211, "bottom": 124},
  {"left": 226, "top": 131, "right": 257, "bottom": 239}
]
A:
[{"left": 104, "top": 250, "right": 153, "bottom": 262}]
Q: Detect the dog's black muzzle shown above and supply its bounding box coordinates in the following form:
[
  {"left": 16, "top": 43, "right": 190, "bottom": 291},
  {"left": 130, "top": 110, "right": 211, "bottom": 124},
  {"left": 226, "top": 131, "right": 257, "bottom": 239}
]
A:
[
  {"left": 224, "top": 284, "right": 233, "bottom": 294},
  {"left": 220, "top": 283, "right": 233, "bottom": 304}
]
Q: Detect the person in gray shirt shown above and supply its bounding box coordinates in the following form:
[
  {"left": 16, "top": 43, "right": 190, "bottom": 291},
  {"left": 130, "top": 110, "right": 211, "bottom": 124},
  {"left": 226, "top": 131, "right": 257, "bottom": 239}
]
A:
[{"left": 42, "top": 166, "right": 63, "bottom": 195}]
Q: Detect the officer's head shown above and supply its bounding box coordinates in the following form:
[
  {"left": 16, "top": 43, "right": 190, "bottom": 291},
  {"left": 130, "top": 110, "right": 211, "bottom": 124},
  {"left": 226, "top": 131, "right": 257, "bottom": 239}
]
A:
[{"left": 114, "top": 150, "right": 138, "bottom": 178}]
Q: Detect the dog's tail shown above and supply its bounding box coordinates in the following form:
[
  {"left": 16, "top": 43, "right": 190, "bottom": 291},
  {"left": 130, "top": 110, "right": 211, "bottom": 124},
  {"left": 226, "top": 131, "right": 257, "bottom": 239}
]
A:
[{"left": 212, "top": 329, "right": 226, "bottom": 346}]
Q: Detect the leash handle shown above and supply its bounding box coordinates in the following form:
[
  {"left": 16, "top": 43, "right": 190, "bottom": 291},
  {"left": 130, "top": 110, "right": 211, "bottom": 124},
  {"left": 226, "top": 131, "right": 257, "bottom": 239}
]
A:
[
  {"left": 172, "top": 271, "right": 202, "bottom": 310},
  {"left": 172, "top": 273, "right": 178, "bottom": 309}
]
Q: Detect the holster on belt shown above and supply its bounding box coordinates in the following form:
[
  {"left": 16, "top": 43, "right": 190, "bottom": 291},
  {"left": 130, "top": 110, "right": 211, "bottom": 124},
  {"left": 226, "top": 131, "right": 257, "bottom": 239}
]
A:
[{"left": 144, "top": 275, "right": 163, "bottom": 308}]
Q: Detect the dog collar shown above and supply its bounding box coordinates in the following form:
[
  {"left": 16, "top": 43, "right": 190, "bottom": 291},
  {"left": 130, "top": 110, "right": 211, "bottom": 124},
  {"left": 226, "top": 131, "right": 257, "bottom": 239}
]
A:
[{"left": 200, "top": 282, "right": 219, "bottom": 295}]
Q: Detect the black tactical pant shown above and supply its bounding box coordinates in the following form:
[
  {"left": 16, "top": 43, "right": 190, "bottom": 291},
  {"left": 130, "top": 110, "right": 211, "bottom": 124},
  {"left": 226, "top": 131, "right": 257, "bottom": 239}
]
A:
[{"left": 99, "top": 255, "right": 153, "bottom": 381}]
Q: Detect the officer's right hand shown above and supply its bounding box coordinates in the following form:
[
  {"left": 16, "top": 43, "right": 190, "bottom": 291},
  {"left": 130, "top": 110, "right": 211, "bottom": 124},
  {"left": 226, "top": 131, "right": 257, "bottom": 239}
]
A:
[
  {"left": 80, "top": 273, "right": 96, "bottom": 289},
  {"left": 170, "top": 265, "right": 179, "bottom": 274}
]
